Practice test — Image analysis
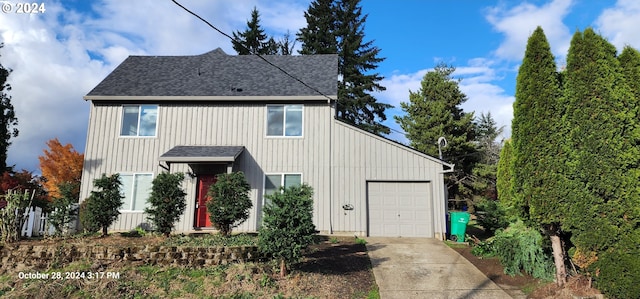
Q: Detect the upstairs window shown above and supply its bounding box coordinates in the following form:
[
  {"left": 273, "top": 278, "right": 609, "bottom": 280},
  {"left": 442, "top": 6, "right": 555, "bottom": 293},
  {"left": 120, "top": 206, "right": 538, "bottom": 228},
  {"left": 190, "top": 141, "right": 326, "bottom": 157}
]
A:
[
  {"left": 266, "top": 105, "right": 303, "bottom": 137},
  {"left": 121, "top": 105, "right": 158, "bottom": 137}
]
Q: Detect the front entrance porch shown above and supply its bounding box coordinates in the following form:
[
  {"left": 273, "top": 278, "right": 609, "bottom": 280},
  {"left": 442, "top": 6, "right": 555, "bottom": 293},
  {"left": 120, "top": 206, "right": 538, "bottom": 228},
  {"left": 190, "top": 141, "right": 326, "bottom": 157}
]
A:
[{"left": 158, "top": 145, "right": 245, "bottom": 230}]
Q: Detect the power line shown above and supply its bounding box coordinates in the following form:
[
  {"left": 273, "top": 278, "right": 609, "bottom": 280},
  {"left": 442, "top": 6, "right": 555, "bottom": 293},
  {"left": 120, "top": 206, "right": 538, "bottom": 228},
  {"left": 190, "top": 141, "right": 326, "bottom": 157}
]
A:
[
  {"left": 171, "top": 0, "right": 334, "bottom": 104},
  {"left": 171, "top": 0, "right": 404, "bottom": 137}
]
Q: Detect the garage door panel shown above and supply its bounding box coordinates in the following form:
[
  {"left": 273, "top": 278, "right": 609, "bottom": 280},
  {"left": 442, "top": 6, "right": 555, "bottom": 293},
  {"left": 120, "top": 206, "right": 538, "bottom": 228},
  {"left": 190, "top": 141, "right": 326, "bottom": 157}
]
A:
[{"left": 368, "top": 182, "right": 433, "bottom": 238}]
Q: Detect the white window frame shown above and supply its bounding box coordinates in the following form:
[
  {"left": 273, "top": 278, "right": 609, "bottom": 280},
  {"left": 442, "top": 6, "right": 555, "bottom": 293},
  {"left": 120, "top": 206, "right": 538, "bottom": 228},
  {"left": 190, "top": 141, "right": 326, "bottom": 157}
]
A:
[
  {"left": 265, "top": 104, "right": 304, "bottom": 138},
  {"left": 120, "top": 105, "right": 159, "bottom": 137},
  {"left": 119, "top": 173, "right": 154, "bottom": 212},
  {"left": 262, "top": 173, "right": 303, "bottom": 207}
]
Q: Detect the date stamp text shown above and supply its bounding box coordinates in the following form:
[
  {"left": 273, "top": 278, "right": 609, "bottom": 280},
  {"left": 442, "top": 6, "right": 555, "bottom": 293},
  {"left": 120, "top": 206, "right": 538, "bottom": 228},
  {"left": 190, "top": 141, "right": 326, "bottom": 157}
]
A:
[
  {"left": 18, "top": 271, "right": 121, "bottom": 280},
  {"left": 2, "top": 2, "right": 46, "bottom": 14}
]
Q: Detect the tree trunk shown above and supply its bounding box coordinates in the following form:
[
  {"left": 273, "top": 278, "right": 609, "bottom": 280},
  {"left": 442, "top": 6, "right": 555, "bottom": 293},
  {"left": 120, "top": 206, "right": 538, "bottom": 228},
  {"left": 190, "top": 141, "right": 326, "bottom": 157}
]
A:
[
  {"left": 280, "top": 259, "right": 287, "bottom": 278},
  {"left": 102, "top": 226, "right": 108, "bottom": 237},
  {"left": 550, "top": 233, "right": 567, "bottom": 286}
]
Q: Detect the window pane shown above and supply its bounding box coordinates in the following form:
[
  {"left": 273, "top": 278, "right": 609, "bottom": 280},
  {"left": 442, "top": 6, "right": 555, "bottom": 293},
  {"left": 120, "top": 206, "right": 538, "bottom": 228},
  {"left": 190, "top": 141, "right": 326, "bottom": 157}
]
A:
[
  {"left": 138, "top": 105, "right": 158, "bottom": 136},
  {"left": 132, "top": 174, "right": 153, "bottom": 211},
  {"left": 284, "top": 105, "right": 303, "bottom": 136},
  {"left": 121, "top": 106, "right": 139, "bottom": 136},
  {"left": 120, "top": 174, "right": 134, "bottom": 210},
  {"left": 265, "top": 175, "right": 281, "bottom": 196},
  {"left": 284, "top": 174, "right": 301, "bottom": 189},
  {"left": 266, "top": 106, "right": 284, "bottom": 136}
]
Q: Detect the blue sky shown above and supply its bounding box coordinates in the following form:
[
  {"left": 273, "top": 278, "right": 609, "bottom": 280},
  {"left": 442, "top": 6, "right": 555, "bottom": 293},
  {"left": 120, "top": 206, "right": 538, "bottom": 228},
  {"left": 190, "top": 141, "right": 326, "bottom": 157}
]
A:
[{"left": 1, "top": 0, "right": 639, "bottom": 172}]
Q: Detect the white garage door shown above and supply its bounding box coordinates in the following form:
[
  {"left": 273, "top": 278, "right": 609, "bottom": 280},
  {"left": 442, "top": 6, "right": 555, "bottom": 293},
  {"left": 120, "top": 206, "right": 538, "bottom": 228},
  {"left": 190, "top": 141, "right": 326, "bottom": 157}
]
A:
[{"left": 368, "top": 182, "right": 433, "bottom": 237}]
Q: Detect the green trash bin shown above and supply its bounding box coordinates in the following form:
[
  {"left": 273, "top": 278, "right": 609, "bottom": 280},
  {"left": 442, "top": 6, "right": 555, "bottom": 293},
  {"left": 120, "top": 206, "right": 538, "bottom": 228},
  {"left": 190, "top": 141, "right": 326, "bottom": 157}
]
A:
[{"left": 449, "top": 211, "right": 470, "bottom": 242}]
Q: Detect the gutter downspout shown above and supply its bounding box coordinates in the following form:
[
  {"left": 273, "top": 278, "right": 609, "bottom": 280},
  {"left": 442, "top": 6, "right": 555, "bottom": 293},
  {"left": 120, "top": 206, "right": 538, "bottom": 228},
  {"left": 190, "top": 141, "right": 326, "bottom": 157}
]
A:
[
  {"left": 328, "top": 98, "right": 334, "bottom": 234},
  {"left": 439, "top": 162, "right": 455, "bottom": 240}
]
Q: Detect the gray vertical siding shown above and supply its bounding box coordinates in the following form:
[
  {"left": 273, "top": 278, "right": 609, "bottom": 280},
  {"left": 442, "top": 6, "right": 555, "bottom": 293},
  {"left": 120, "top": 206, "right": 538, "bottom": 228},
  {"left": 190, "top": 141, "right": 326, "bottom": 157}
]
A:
[
  {"left": 79, "top": 101, "right": 334, "bottom": 233},
  {"left": 79, "top": 100, "right": 448, "bottom": 238},
  {"left": 330, "top": 120, "right": 448, "bottom": 238}
]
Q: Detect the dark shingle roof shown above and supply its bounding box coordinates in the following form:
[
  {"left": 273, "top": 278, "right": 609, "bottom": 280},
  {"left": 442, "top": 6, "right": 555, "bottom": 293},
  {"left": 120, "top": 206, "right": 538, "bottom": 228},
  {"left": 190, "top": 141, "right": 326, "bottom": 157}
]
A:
[
  {"left": 86, "top": 49, "right": 338, "bottom": 98},
  {"left": 159, "top": 146, "right": 244, "bottom": 163}
]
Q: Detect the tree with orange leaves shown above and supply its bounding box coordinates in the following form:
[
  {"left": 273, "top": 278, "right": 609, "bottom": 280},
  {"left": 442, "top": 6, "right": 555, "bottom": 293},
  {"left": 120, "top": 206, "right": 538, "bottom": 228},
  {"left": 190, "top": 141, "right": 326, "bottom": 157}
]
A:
[{"left": 38, "top": 138, "right": 83, "bottom": 200}]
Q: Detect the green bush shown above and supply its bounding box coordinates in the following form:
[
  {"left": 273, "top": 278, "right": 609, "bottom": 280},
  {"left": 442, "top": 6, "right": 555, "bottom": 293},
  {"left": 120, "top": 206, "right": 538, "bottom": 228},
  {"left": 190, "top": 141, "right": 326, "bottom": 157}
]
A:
[
  {"left": 592, "top": 246, "right": 640, "bottom": 299},
  {"left": 0, "top": 189, "right": 34, "bottom": 243},
  {"left": 48, "top": 182, "right": 79, "bottom": 236},
  {"left": 83, "top": 174, "right": 123, "bottom": 236},
  {"left": 258, "top": 184, "right": 317, "bottom": 277},
  {"left": 206, "top": 172, "right": 252, "bottom": 237},
  {"left": 474, "top": 198, "right": 508, "bottom": 234},
  {"left": 491, "top": 221, "right": 555, "bottom": 280},
  {"left": 145, "top": 172, "right": 187, "bottom": 237},
  {"left": 78, "top": 199, "right": 99, "bottom": 234}
]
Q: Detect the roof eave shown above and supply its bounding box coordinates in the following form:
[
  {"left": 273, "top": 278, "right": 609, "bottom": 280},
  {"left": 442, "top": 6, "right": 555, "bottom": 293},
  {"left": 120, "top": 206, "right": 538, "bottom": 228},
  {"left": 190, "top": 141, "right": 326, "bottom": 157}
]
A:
[{"left": 83, "top": 95, "right": 337, "bottom": 102}]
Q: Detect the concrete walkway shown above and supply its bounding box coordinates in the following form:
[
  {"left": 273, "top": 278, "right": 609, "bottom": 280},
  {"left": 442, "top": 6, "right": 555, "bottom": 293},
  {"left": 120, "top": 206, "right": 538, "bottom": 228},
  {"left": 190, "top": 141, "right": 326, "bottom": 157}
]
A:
[{"left": 366, "top": 237, "right": 514, "bottom": 299}]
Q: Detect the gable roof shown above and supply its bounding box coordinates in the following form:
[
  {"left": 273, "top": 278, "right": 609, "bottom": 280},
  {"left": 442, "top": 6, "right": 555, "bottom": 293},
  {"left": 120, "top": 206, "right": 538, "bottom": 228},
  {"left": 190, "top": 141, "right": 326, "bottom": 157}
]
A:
[{"left": 85, "top": 49, "right": 338, "bottom": 99}]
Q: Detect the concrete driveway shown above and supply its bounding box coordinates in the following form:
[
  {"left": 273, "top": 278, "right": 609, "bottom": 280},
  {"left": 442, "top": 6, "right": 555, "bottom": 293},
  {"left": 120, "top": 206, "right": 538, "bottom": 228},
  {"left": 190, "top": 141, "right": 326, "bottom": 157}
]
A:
[{"left": 366, "top": 237, "right": 514, "bottom": 299}]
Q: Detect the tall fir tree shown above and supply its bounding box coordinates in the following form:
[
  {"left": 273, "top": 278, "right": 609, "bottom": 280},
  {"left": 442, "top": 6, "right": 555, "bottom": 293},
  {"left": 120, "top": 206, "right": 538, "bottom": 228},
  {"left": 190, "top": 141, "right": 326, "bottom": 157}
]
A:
[
  {"left": 395, "top": 63, "right": 477, "bottom": 203},
  {"left": 562, "top": 29, "right": 640, "bottom": 290},
  {"left": 298, "top": 0, "right": 391, "bottom": 134},
  {"left": 297, "top": 0, "right": 337, "bottom": 55},
  {"left": 232, "top": 7, "right": 278, "bottom": 55},
  {"left": 0, "top": 44, "right": 18, "bottom": 172},
  {"left": 511, "top": 27, "right": 567, "bottom": 285}
]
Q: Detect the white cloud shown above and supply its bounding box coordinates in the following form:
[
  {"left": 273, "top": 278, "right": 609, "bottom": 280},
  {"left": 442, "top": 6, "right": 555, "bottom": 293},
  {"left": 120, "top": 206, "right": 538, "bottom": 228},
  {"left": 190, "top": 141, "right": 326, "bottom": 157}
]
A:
[
  {"left": 596, "top": 0, "right": 640, "bottom": 51},
  {"left": 0, "top": 0, "right": 308, "bottom": 172},
  {"left": 378, "top": 59, "right": 514, "bottom": 144},
  {"left": 485, "top": 0, "right": 573, "bottom": 61}
]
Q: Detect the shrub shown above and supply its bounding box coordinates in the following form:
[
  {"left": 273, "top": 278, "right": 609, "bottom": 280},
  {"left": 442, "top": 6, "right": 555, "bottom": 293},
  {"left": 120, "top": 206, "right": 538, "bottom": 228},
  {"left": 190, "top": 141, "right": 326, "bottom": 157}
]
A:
[
  {"left": 145, "top": 172, "right": 187, "bottom": 237},
  {"left": 48, "top": 182, "right": 79, "bottom": 236},
  {"left": 206, "top": 172, "right": 252, "bottom": 237},
  {"left": 259, "top": 184, "right": 317, "bottom": 277},
  {"left": 491, "top": 221, "right": 555, "bottom": 280},
  {"left": 592, "top": 247, "right": 640, "bottom": 299},
  {"left": 474, "top": 198, "right": 508, "bottom": 234},
  {"left": 78, "top": 199, "right": 99, "bottom": 234},
  {"left": 83, "top": 174, "right": 123, "bottom": 237}
]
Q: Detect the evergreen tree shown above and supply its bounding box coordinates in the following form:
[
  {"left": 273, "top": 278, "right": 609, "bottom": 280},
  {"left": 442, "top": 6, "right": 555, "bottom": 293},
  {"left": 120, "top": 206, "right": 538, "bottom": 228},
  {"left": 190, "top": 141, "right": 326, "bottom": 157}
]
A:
[
  {"left": 84, "top": 174, "right": 124, "bottom": 237},
  {"left": 206, "top": 172, "right": 252, "bottom": 237},
  {"left": 297, "top": 0, "right": 337, "bottom": 55},
  {"left": 470, "top": 112, "right": 503, "bottom": 203},
  {"left": 145, "top": 172, "right": 187, "bottom": 237},
  {"left": 258, "top": 184, "right": 316, "bottom": 277},
  {"left": 0, "top": 44, "right": 18, "bottom": 172},
  {"left": 395, "top": 63, "right": 478, "bottom": 203},
  {"left": 562, "top": 29, "right": 640, "bottom": 288},
  {"left": 298, "top": 0, "right": 391, "bottom": 134},
  {"left": 335, "top": 0, "right": 390, "bottom": 134},
  {"left": 496, "top": 139, "right": 515, "bottom": 220},
  {"left": 511, "top": 27, "right": 567, "bottom": 285},
  {"left": 618, "top": 46, "right": 640, "bottom": 100},
  {"left": 232, "top": 7, "right": 278, "bottom": 55}
]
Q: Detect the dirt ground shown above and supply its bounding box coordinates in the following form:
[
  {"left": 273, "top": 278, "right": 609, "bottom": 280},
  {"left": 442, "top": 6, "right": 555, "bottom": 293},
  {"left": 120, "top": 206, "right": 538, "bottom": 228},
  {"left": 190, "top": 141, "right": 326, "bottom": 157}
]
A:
[
  {"left": 453, "top": 245, "right": 602, "bottom": 299},
  {"left": 7, "top": 234, "right": 604, "bottom": 298},
  {"left": 3, "top": 234, "right": 377, "bottom": 298}
]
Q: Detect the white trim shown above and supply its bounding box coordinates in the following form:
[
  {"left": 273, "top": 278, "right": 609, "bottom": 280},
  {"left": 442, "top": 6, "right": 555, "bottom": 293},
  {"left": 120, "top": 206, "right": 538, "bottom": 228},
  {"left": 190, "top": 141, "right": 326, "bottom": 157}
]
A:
[
  {"left": 119, "top": 104, "right": 159, "bottom": 138},
  {"left": 262, "top": 173, "right": 304, "bottom": 207},
  {"left": 265, "top": 104, "right": 304, "bottom": 138},
  {"left": 118, "top": 172, "right": 154, "bottom": 212},
  {"left": 85, "top": 95, "right": 337, "bottom": 101}
]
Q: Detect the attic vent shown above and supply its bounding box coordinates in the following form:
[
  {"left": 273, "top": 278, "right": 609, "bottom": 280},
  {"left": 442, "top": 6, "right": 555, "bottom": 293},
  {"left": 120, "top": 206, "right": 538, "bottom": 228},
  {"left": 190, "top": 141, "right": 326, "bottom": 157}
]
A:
[{"left": 231, "top": 87, "right": 243, "bottom": 92}]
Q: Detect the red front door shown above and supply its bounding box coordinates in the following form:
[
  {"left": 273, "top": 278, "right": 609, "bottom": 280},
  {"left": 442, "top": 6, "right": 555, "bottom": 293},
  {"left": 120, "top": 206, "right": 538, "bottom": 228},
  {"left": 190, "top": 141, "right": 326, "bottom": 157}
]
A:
[{"left": 195, "top": 175, "right": 217, "bottom": 228}]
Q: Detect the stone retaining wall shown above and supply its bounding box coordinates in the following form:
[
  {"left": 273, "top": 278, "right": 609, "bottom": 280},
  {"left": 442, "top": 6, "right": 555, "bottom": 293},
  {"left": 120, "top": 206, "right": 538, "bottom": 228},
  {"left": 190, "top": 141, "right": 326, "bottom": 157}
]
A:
[{"left": 0, "top": 244, "right": 262, "bottom": 271}]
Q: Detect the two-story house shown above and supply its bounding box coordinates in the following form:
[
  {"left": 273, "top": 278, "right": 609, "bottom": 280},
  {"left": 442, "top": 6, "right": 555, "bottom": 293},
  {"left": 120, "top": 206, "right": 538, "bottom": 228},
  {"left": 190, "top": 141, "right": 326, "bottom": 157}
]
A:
[{"left": 79, "top": 48, "right": 453, "bottom": 239}]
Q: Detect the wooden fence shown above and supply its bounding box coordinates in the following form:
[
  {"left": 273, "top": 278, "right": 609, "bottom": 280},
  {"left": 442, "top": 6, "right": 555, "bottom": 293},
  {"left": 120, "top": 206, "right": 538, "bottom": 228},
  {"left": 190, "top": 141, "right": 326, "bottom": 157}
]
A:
[{"left": 20, "top": 205, "right": 78, "bottom": 237}]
